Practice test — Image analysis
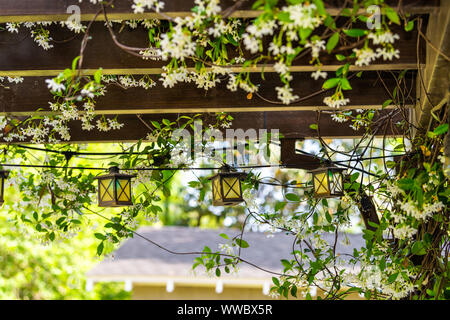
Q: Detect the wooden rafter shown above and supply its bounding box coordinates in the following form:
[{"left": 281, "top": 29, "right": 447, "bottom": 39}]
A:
[
  {"left": 3, "top": 109, "right": 405, "bottom": 143},
  {"left": 0, "top": 0, "right": 439, "bottom": 23},
  {"left": 0, "top": 71, "right": 416, "bottom": 115},
  {"left": 0, "top": 21, "right": 423, "bottom": 76}
]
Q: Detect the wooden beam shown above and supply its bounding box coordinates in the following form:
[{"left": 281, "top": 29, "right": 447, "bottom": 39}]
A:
[
  {"left": 0, "top": 0, "right": 439, "bottom": 23},
  {"left": 0, "top": 71, "right": 416, "bottom": 115},
  {"left": 3, "top": 110, "right": 405, "bottom": 143},
  {"left": 0, "top": 21, "right": 422, "bottom": 75},
  {"left": 414, "top": 0, "right": 450, "bottom": 131}
]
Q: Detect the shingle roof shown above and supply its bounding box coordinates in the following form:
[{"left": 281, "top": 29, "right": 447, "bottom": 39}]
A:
[{"left": 86, "top": 226, "right": 365, "bottom": 279}]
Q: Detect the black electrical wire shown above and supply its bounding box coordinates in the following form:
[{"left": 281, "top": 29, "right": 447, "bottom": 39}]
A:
[
  {"left": 12, "top": 143, "right": 250, "bottom": 157},
  {"left": 6, "top": 141, "right": 403, "bottom": 179},
  {"left": 0, "top": 163, "right": 284, "bottom": 172},
  {"left": 12, "top": 144, "right": 404, "bottom": 163}
]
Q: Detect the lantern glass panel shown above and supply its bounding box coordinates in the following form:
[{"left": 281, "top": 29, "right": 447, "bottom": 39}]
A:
[
  {"left": 99, "top": 178, "right": 114, "bottom": 202},
  {"left": 222, "top": 177, "right": 241, "bottom": 199},
  {"left": 212, "top": 177, "right": 222, "bottom": 201},
  {"left": 116, "top": 178, "right": 132, "bottom": 202},
  {"left": 330, "top": 172, "right": 343, "bottom": 194},
  {"left": 313, "top": 172, "right": 329, "bottom": 195}
]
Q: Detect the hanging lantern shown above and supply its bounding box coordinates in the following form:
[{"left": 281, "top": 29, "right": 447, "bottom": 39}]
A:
[
  {"left": 95, "top": 167, "right": 136, "bottom": 207},
  {"left": 309, "top": 166, "right": 345, "bottom": 198},
  {"left": 209, "top": 167, "right": 247, "bottom": 206},
  {"left": 0, "top": 170, "right": 9, "bottom": 206}
]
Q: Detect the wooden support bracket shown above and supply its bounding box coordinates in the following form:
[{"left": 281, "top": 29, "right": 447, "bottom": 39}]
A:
[{"left": 280, "top": 138, "right": 322, "bottom": 170}]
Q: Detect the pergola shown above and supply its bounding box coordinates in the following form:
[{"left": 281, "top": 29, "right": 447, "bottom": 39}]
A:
[{"left": 0, "top": 0, "right": 448, "bottom": 152}]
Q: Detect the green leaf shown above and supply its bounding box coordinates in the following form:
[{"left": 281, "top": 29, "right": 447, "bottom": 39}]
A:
[
  {"left": 433, "top": 124, "right": 448, "bottom": 136},
  {"left": 340, "top": 78, "right": 352, "bottom": 90},
  {"left": 275, "top": 201, "right": 286, "bottom": 212},
  {"left": 405, "top": 20, "right": 414, "bottom": 31},
  {"left": 343, "top": 28, "right": 367, "bottom": 37},
  {"left": 72, "top": 56, "right": 81, "bottom": 71},
  {"left": 235, "top": 238, "right": 249, "bottom": 248},
  {"left": 272, "top": 277, "right": 280, "bottom": 287},
  {"left": 219, "top": 233, "right": 229, "bottom": 240},
  {"left": 203, "top": 246, "right": 211, "bottom": 253},
  {"left": 97, "top": 241, "right": 104, "bottom": 256},
  {"left": 290, "top": 285, "right": 298, "bottom": 298},
  {"left": 215, "top": 268, "right": 221, "bottom": 277},
  {"left": 278, "top": 11, "right": 292, "bottom": 23},
  {"left": 397, "top": 178, "right": 414, "bottom": 190},
  {"left": 312, "top": 0, "right": 326, "bottom": 15},
  {"left": 299, "top": 28, "right": 312, "bottom": 41},
  {"left": 325, "top": 211, "right": 332, "bottom": 223},
  {"left": 322, "top": 77, "right": 340, "bottom": 89},
  {"left": 388, "top": 272, "right": 399, "bottom": 284},
  {"left": 309, "top": 123, "right": 318, "bottom": 130},
  {"left": 382, "top": 99, "right": 393, "bottom": 108},
  {"left": 335, "top": 54, "right": 346, "bottom": 61},
  {"left": 411, "top": 241, "right": 426, "bottom": 255},
  {"left": 285, "top": 193, "right": 300, "bottom": 202},
  {"left": 151, "top": 121, "right": 161, "bottom": 129},
  {"left": 385, "top": 6, "right": 400, "bottom": 25},
  {"left": 326, "top": 32, "right": 339, "bottom": 53},
  {"left": 94, "top": 68, "right": 103, "bottom": 84},
  {"left": 94, "top": 233, "right": 106, "bottom": 240}
]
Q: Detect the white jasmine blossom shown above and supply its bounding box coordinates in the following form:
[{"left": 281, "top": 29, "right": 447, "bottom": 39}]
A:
[
  {"left": 353, "top": 47, "right": 377, "bottom": 66},
  {"left": 323, "top": 95, "right": 350, "bottom": 108},
  {"left": 45, "top": 79, "right": 66, "bottom": 93},
  {"left": 305, "top": 39, "right": 326, "bottom": 59},
  {"left": 275, "top": 85, "right": 299, "bottom": 105},
  {"left": 311, "top": 70, "right": 327, "bottom": 80}
]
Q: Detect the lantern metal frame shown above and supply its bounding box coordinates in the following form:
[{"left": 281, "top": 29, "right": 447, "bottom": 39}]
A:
[
  {"left": 309, "top": 166, "right": 346, "bottom": 198},
  {"left": 208, "top": 167, "right": 247, "bottom": 206},
  {"left": 94, "top": 166, "right": 136, "bottom": 207},
  {"left": 0, "top": 170, "right": 9, "bottom": 206}
]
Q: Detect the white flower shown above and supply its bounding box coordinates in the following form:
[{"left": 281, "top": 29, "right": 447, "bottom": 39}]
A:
[
  {"left": 242, "top": 33, "right": 259, "bottom": 53},
  {"left": 323, "top": 95, "right": 350, "bottom": 108},
  {"left": 61, "top": 20, "right": 86, "bottom": 33},
  {"left": 275, "top": 85, "right": 299, "bottom": 105},
  {"left": 376, "top": 47, "right": 400, "bottom": 61},
  {"left": 226, "top": 74, "right": 238, "bottom": 91},
  {"left": 131, "top": 0, "right": 165, "bottom": 14},
  {"left": 392, "top": 224, "right": 417, "bottom": 240},
  {"left": 81, "top": 88, "right": 95, "bottom": 98},
  {"left": 6, "top": 76, "right": 24, "bottom": 84},
  {"left": 107, "top": 118, "right": 124, "bottom": 130},
  {"left": 160, "top": 22, "right": 196, "bottom": 61},
  {"left": 246, "top": 19, "right": 276, "bottom": 37},
  {"left": 6, "top": 23, "right": 20, "bottom": 33},
  {"left": 353, "top": 47, "right": 377, "bottom": 66},
  {"left": 31, "top": 29, "right": 54, "bottom": 50},
  {"left": 96, "top": 119, "right": 110, "bottom": 132},
  {"left": 368, "top": 31, "right": 400, "bottom": 45},
  {"left": 331, "top": 112, "right": 348, "bottom": 123},
  {"left": 273, "top": 61, "right": 289, "bottom": 76},
  {"left": 305, "top": 39, "right": 326, "bottom": 58},
  {"left": 280, "top": 3, "right": 322, "bottom": 30},
  {"left": 268, "top": 42, "right": 281, "bottom": 56},
  {"left": 45, "top": 79, "right": 66, "bottom": 92},
  {"left": 311, "top": 70, "right": 327, "bottom": 80}
]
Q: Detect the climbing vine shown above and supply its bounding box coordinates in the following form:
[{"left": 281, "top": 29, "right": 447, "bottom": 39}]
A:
[{"left": 0, "top": 0, "right": 448, "bottom": 300}]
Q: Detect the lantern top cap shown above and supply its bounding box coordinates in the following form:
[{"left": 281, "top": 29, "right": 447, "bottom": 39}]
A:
[
  {"left": 308, "top": 166, "right": 346, "bottom": 173},
  {"left": 94, "top": 166, "right": 137, "bottom": 179},
  {"left": 207, "top": 166, "right": 247, "bottom": 180}
]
